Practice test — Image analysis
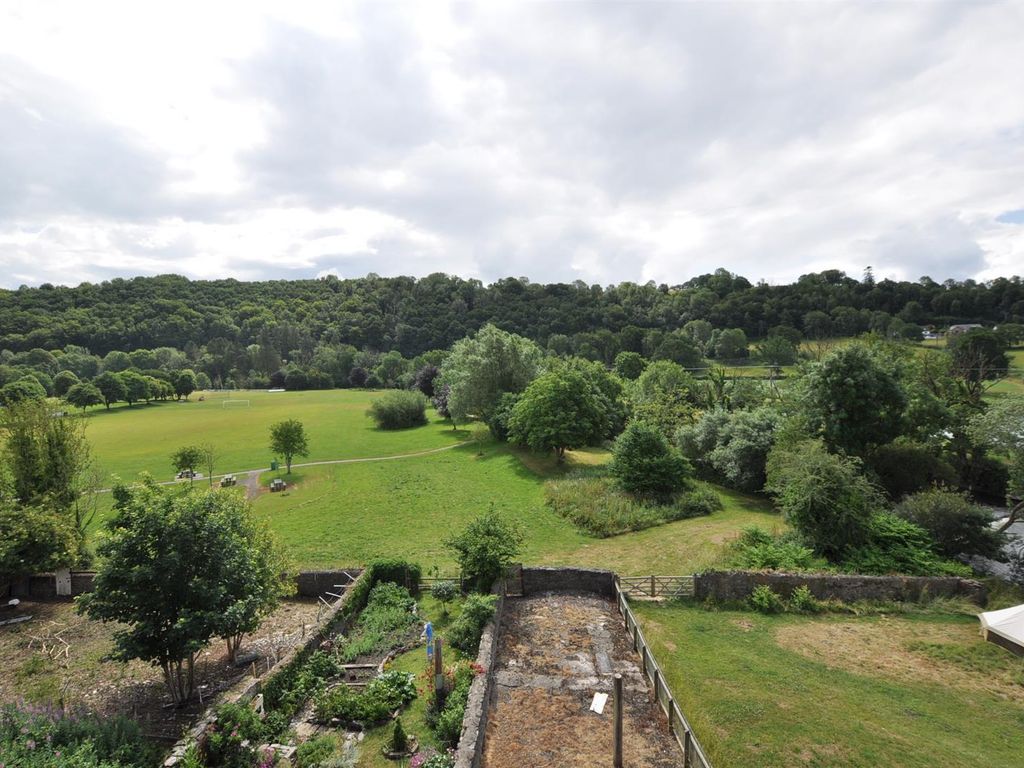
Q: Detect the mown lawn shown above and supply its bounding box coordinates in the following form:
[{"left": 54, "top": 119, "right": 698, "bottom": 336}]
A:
[
  {"left": 633, "top": 602, "right": 1024, "bottom": 768},
  {"left": 81, "top": 389, "right": 469, "bottom": 484},
  {"left": 250, "top": 441, "right": 779, "bottom": 573}
]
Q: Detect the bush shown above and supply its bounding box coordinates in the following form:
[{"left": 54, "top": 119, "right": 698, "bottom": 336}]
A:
[
  {"left": 731, "top": 527, "right": 823, "bottom": 572},
  {"left": 297, "top": 736, "right": 337, "bottom": 768},
  {"left": 447, "top": 593, "right": 497, "bottom": 654},
  {"left": 788, "top": 585, "right": 820, "bottom": 613},
  {"left": 388, "top": 719, "right": 409, "bottom": 753},
  {"left": 486, "top": 392, "right": 520, "bottom": 441},
  {"left": 610, "top": 421, "right": 692, "bottom": 500},
  {"left": 895, "top": 489, "right": 1004, "bottom": 558},
  {"left": 677, "top": 407, "right": 780, "bottom": 492},
  {"left": 445, "top": 510, "right": 523, "bottom": 592},
  {"left": 544, "top": 475, "right": 720, "bottom": 537},
  {"left": 749, "top": 585, "right": 785, "bottom": 614},
  {"left": 428, "top": 662, "right": 477, "bottom": 748},
  {"left": 867, "top": 443, "right": 957, "bottom": 500},
  {"left": 312, "top": 672, "right": 410, "bottom": 727},
  {"left": 205, "top": 702, "right": 270, "bottom": 768},
  {"left": 367, "top": 390, "right": 429, "bottom": 429}
]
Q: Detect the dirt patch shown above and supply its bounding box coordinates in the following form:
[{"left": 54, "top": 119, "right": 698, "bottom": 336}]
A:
[
  {"left": 0, "top": 597, "right": 322, "bottom": 739},
  {"left": 731, "top": 618, "right": 754, "bottom": 633},
  {"left": 775, "top": 618, "right": 1024, "bottom": 703},
  {"left": 482, "top": 594, "right": 680, "bottom": 768}
]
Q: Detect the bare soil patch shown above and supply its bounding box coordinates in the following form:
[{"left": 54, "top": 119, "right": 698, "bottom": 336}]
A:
[
  {"left": 482, "top": 593, "right": 680, "bottom": 768},
  {"left": 0, "top": 597, "right": 321, "bottom": 740},
  {"left": 775, "top": 618, "right": 1024, "bottom": 703}
]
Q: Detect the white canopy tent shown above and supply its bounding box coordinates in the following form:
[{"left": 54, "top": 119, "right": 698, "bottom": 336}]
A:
[{"left": 978, "top": 604, "right": 1024, "bottom": 656}]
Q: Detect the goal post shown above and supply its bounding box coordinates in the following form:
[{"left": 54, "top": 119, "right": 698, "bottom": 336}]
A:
[{"left": 222, "top": 399, "right": 251, "bottom": 409}]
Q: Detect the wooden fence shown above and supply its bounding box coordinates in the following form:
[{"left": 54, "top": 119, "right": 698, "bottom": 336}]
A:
[
  {"left": 618, "top": 575, "right": 695, "bottom": 599},
  {"left": 614, "top": 576, "right": 713, "bottom": 768}
]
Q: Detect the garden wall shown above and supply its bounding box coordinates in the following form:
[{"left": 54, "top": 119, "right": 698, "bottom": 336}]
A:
[
  {"left": 694, "top": 570, "right": 987, "bottom": 606},
  {"left": 520, "top": 566, "right": 617, "bottom": 597},
  {"left": 5, "top": 569, "right": 364, "bottom": 601}
]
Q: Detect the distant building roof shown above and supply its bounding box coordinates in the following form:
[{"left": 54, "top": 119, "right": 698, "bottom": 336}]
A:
[{"left": 948, "top": 323, "right": 983, "bottom": 334}]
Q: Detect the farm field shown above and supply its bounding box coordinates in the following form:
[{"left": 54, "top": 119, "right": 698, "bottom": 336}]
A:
[
  {"left": 81, "top": 389, "right": 469, "bottom": 484},
  {"left": 633, "top": 601, "right": 1024, "bottom": 768},
  {"left": 248, "top": 442, "right": 778, "bottom": 573}
]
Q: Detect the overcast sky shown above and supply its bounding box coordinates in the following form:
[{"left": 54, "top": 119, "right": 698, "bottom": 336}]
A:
[{"left": 1, "top": 1, "right": 1022, "bottom": 290}]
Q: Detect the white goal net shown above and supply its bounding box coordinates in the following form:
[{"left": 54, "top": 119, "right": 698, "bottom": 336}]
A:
[{"left": 222, "top": 399, "right": 251, "bottom": 408}]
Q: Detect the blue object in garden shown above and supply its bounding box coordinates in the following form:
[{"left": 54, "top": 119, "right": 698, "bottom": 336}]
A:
[{"left": 425, "top": 621, "right": 434, "bottom": 658}]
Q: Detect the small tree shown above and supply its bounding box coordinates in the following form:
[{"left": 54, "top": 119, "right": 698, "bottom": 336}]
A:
[
  {"left": 0, "top": 497, "right": 78, "bottom": 584},
  {"left": 171, "top": 445, "right": 204, "bottom": 484},
  {"left": 431, "top": 580, "right": 458, "bottom": 616},
  {"left": 53, "top": 370, "right": 80, "bottom": 397},
  {"left": 201, "top": 443, "right": 218, "bottom": 488},
  {"left": 414, "top": 364, "right": 440, "bottom": 397},
  {"left": 78, "top": 482, "right": 284, "bottom": 703},
  {"left": 507, "top": 371, "right": 606, "bottom": 461},
  {"left": 64, "top": 381, "right": 103, "bottom": 412},
  {"left": 270, "top": 419, "right": 309, "bottom": 474},
  {"left": 348, "top": 366, "right": 369, "bottom": 388},
  {"left": 969, "top": 396, "right": 1024, "bottom": 530},
  {"left": 765, "top": 440, "right": 884, "bottom": 559},
  {"left": 445, "top": 509, "right": 524, "bottom": 593},
  {"left": 609, "top": 421, "right": 691, "bottom": 500}
]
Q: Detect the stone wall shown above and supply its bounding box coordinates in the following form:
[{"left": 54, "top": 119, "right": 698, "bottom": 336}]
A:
[
  {"left": 520, "top": 566, "right": 617, "bottom": 597},
  {"left": 4, "top": 571, "right": 96, "bottom": 600},
  {"left": 294, "top": 569, "right": 363, "bottom": 598},
  {"left": 694, "top": 570, "right": 987, "bottom": 606},
  {"left": 453, "top": 588, "right": 506, "bottom": 768}
]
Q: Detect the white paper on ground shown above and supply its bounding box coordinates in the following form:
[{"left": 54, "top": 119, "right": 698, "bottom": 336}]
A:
[{"left": 590, "top": 692, "right": 608, "bottom": 714}]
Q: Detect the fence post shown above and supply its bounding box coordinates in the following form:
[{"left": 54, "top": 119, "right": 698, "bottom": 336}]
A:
[
  {"left": 683, "top": 728, "right": 692, "bottom": 768},
  {"left": 613, "top": 673, "right": 623, "bottom": 768},
  {"left": 651, "top": 574, "right": 656, "bottom": 597}
]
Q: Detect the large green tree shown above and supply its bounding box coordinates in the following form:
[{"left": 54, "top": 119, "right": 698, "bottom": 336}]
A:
[
  {"left": 437, "top": 324, "right": 543, "bottom": 422},
  {"left": 803, "top": 344, "right": 907, "bottom": 456},
  {"left": 78, "top": 482, "right": 284, "bottom": 702},
  {"left": 93, "top": 371, "right": 127, "bottom": 409},
  {"left": 507, "top": 370, "right": 606, "bottom": 460}
]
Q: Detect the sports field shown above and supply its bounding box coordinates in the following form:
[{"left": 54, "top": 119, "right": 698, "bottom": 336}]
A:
[{"left": 81, "top": 389, "right": 468, "bottom": 483}]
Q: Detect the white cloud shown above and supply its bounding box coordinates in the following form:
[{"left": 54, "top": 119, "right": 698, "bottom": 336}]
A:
[{"left": 0, "top": 1, "right": 1022, "bottom": 288}]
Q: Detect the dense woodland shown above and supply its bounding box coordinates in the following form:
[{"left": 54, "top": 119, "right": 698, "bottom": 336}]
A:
[{"left": 3, "top": 269, "right": 1023, "bottom": 354}]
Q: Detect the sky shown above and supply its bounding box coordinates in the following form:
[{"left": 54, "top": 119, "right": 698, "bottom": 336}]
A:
[{"left": 1, "top": 0, "right": 1023, "bottom": 290}]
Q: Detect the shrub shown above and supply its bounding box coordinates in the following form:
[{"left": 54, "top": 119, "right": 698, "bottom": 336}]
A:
[
  {"left": 206, "top": 702, "right": 268, "bottom": 768},
  {"left": 412, "top": 752, "right": 456, "bottom": 768},
  {"left": 896, "top": 488, "right": 1003, "bottom": 558},
  {"left": 843, "top": 513, "right": 971, "bottom": 577},
  {"left": 367, "top": 390, "right": 429, "bottom": 429},
  {"left": 749, "top": 585, "right": 785, "bottom": 614},
  {"left": 428, "top": 662, "right": 477, "bottom": 748},
  {"left": 366, "top": 670, "right": 417, "bottom": 710},
  {"left": 731, "top": 527, "right": 822, "bottom": 571},
  {"left": 388, "top": 719, "right": 409, "bottom": 753},
  {"left": 610, "top": 421, "right": 692, "bottom": 500},
  {"left": 447, "top": 594, "right": 497, "bottom": 654},
  {"left": 677, "top": 407, "right": 780, "bottom": 492},
  {"left": 431, "top": 581, "right": 458, "bottom": 614},
  {"left": 867, "top": 443, "right": 957, "bottom": 500},
  {"left": 788, "top": 585, "right": 820, "bottom": 613},
  {"left": 670, "top": 484, "right": 723, "bottom": 519},
  {"left": 297, "top": 735, "right": 336, "bottom": 768},
  {"left": 445, "top": 510, "right": 523, "bottom": 592}
]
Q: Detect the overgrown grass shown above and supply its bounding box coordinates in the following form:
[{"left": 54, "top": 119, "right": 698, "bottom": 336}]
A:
[
  {"left": 633, "top": 601, "right": 1024, "bottom": 768},
  {"left": 82, "top": 389, "right": 468, "bottom": 483},
  {"left": 544, "top": 472, "right": 721, "bottom": 537}
]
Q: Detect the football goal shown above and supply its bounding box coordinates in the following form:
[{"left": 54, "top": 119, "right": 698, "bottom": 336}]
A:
[{"left": 222, "top": 399, "right": 251, "bottom": 409}]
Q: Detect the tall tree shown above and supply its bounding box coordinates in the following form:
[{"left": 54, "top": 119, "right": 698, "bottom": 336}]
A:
[
  {"left": 803, "top": 344, "right": 906, "bottom": 456},
  {"left": 507, "top": 371, "right": 605, "bottom": 460},
  {"left": 93, "top": 371, "right": 127, "bottom": 409},
  {"left": 437, "top": 324, "right": 543, "bottom": 422}
]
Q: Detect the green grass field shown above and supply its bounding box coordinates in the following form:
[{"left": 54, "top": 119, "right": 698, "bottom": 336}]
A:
[
  {"left": 634, "top": 602, "right": 1024, "bottom": 768},
  {"left": 81, "top": 389, "right": 468, "bottom": 483},
  {"left": 249, "top": 441, "right": 778, "bottom": 572}
]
